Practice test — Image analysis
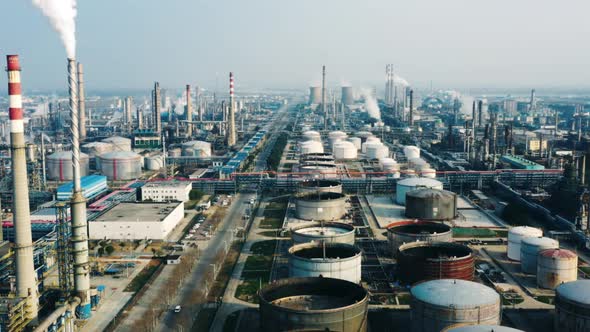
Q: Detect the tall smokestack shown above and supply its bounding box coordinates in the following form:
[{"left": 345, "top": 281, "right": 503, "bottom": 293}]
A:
[
  {"left": 472, "top": 100, "right": 477, "bottom": 131},
  {"left": 77, "top": 62, "right": 86, "bottom": 141},
  {"left": 124, "top": 96, "right": 133, "bottom": 129},
  {"left": 6, "top": 55, "right": 38, "bottom": 321},
  {"left": 137, "top": 106, "right": 143, "bottom": 129},
  {"left": 228, "top": 73, "right": 236, "bottom": 146},
  {"left": 67, "top": 58, "right": 91, "bottom": 319},
  {"left": 409, "top": 89, "right": 414, "bottom": 126},
  {"left": 186, "top": 85, "right": 193, "bottom": 137},
  {"left": 152, "top": 82, "right": 162, "bottom": 133},
  {"left": 322, "top": 66, "right": 327, "bottom": 130},
  {"left": 478, "top": 100, "right": 483, "bottom": 128}
]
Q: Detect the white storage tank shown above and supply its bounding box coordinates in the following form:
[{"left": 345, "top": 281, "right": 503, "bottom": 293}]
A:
[
  {"left": 410, "top": 279, "right": 501, "bottom": 332},
  {"left": 302, "top": 130, "right": 321, "bottom": 142},
  {"left": 507, "top": 226, "right": 543, "bottom": 261},
  {"left": 98, "top": 151, "right": 142, "bottom": 180},
  {"left": 366, "top": 142, "right": 389, "bottom": 160},
  {"left": 520, "top": 236, "right": 559, "bottom": 274},
  {"left": 328, "top": 131, "right": 348, "bottom": 148},
  {"left": 295, "top": 192, "right": 346, "bottom": 221},
  {"left": 396, "top": 177, "right": 443, "bottom": 205},
  {"left": 299, "top": 140, "right": 324, "bottom": 155},
  {"left": 46, "top": 151, "right": 90, "bottom": 181},
  {"left": 333, "top": 141, "right": 357, "bottom": 160},
  {"left": 537, "top": 248, "right": 578, "bottom": 289},
  {"left": 347, "top": 137, "right": 362, "bottom": 150},
  {"left": 102, "top": 136, "right": 132, "bottom": 152},
  {"left": 379, "top": 158, "right": 399, "bottom": 172},
  {"left": 145, "top": 155, "right": 164, "bottom": 170},
  {"left": 361, "top": 136, "right": 380, "bottom": 153},
  {"left": 81, "top": 141, "right": 113, "bottom": 158},
  {"left": 555, "top": 280, "right": 590, "bottom": 332},
  {"left": 181, "top": 140, "right": 212, "bottom": 157},
  {"left": 288, "top": 242, "right": 362, "bottom": 283},
  {"left": 168, "top": 148, "right": 182, "bottom": 157},
  {"left": 298, "top": 163, "right": 337, "bottom": 178},
  {"left": 420, "top": 167, "right": 437, "bottom": 178},
  {"left": 404, "top": 145, "right": 421, "bottom": 160},
  {"left": 291, "top": 221, "right": 355, "bottom": 245}
]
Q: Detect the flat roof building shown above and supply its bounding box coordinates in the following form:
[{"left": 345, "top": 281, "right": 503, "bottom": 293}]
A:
[{"left": 140, "top": 181, "right": 192, "bottom": 203}]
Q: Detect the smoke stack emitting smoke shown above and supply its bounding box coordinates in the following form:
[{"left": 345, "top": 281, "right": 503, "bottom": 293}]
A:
[
  {"left": 32, "top": 0, "right": 77, "bottom": 58},
  {"left": 359, "top": 88, "right": 381, "bottom": 121}
]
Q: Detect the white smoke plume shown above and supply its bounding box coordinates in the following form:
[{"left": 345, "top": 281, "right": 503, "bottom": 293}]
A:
[
  {"left": 32, "top": 0, "right": 77, "bottom": 58},
  {"left": 359, "top": 88, "right": 381, "bottom": 121},
  {"left": 394, "top": 75, "right": 409, "bottom": 86}
]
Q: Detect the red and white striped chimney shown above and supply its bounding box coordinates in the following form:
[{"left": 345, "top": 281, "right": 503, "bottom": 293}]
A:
[{"left": 7, "top": 56, "right": 24, "bottom": 134}]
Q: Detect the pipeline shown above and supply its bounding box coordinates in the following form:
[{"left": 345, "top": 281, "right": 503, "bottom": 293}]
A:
[{"left": 33, "top": 297, "right": 80, "bottom": 332}]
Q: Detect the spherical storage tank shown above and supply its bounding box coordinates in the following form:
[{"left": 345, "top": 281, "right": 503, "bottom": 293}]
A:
[
  {"left": 397, "top": 242, "right": 474, "bottom": 284},
  {"left": 181, "top": 140, "right": 212, "bottom": 157},
  {"left": 299, "top": 141, "right": 324, "bottom": 155},
  {"left": 520, "top": 236, "right": 559, "bottom": 274},
  {"left": 288, "top": 242, "right": 361, "bottom": 283},
  {"left": 98, "top": 151, "right": 142, "bottom": 180},
  {"left": 410, "top": 279, "right": 501, "bottom": 332},
  {"left": 46, "top": 151, "right": 90, "bottom": 181},
  {"left": 296, "top": 192, "right": 346, "bottom": 221},
  {"left": 507, "top": 226, "right": 543, "bottom": 261},
  {"left": 102, "top": 136, "right": 132, "bottom": 152},
  {"left": 291, "top": 221, "right": 355, "bottom": 245},
  {"left": 396, "top": 177, "right": 443, "bottom": 205},
  {"left": 405, "top": 188, "right": 457, "bottom": 220},
  {"left": 555, "top": 280, "right": 590, "bottom": 332},
  {"left": 259, "top": 277, "right": 368, "bottom": 332},
  {"left": 442, "top": 325, "right": 524, "bottom": 332},
  {"left": 387, "top": 220, "right": 452, "bottom": 252},
  {"left": 333, "top": 141, "right": 357, "bottom": 160},
  {"left": 298, "top": 179, "right": 342, "bottom": 194},
  {"left": 537, "top": 248, "right": 578, "bottom": 289}
]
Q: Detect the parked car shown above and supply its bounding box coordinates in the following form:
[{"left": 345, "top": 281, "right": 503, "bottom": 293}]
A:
[{"left": 174, "top": 305, "right": 182, "bottom": 313}]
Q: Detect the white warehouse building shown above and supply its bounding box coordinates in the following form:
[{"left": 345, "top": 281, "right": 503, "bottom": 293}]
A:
[
  {"left": 89, "top": 201, "right": 184, "bottom": 240},
  {"left": 140, "top": 181, "right": 192, "bottom": 202}
]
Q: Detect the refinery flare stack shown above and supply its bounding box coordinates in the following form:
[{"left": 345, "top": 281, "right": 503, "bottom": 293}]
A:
[{"left": 6, "top": 55, "right": 39, "bottom": 322}]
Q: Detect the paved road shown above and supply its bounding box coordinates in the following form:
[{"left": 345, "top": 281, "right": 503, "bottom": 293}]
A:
[
  {"left": 254, "top": 102, "right": 293, "bottom": 172},
  {"left": 157, "top": 192, "right": 255, "bottom": 331}
]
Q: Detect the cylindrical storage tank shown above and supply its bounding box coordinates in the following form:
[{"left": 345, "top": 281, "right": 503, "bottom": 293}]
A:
[
  {"left": 181, "top": 140, "right": 212, "bottom": 157},
  {"left": 365, "top": 142, "right": 389, "bottom": 160},
  {"left": 298, "top": 163, "right": 337, "bottom": 178},
  {"left": 296, "top": 192, "right": 346, "bottom": 221},
  {"left": 507, "top": 226, "right": 543, "bottom": 261},
  {"left": 537, "top": 248, "right": 578, "bottom": 289},
  {"left": 144, "top": 155, "right": 164, "bottom": 170},
  {"left": 259, "top": 277, "right": 368, "bottom": 332},
  {"left": 396, "top": 177, "right": 443, "bottom": 205},
  {"left": 420, "top": 167, "right": 437, "bottom": 178},
  {"left": 409, "top": 158, "right": 428, "bottom": 168},
  {"left": 291, "top": 222, "right": 355, "bottom": 245},
  {"left": 302, "top": 131, "right": 321, "bottom": 142},
  {"left": 520, "top": 236, "right": 559, "bottom": 274},
  {"left": 379, "top": 158, "right": 399, "bottom": 172},
  {"left": 410, "top": 279, "right": 501, "bottom": 332},
  {"left": 102, "top": 136, "right": 132, "bottom": 152},
  {"left": 361, "top": 137, "right": 380, "bottom": 153},
  {"left": 46, "top": 151, "right": 90, "bottom": 181},
  {"left": 81, "top": 142, "right": 114, "bottom": 158},
  {"left": 405, "top": 188, "right": 457, "bottom": 220},
  {"left": 299, "top": 141, "right": 324, "bottom": 155},
  {"left": 26, "top": 143, "right": 37, "bottom": 162},
  {"left": 442, "top": 325, "right": 524, "bottom": 332},
  {"left": 387, "top": 220, "right": 452, "bottom": 253},
  {"left": 298, "top": 179, "right": 342, "bottom": 194},
  {"left": 341, "top": 86, "right": 354, "bottom": 105},
  {"left": 168, "top": 148, "right": 181, "bottom": 157},
  {"left": 328, "top": 131, "right": 348, "bottom": 148},
  {"left": 555, "top": 280, "right": 590, "bottom": 332},
  {"left": 98, "top": 151, "right": 142, "bottom": 180},
  {"left": 403, "top": 146, "right": 421, "bottom": 160},
  {"left": 309, "top": 87, "right": 322, "bottom": 104},
  {"left": 288, "top": 242, "right": 362, "bottom": 283},
  {"left": 333, "top": 141, "right": 357, "bottom": 160},
  {"left": 347, "top": 137, "right": 361, "bottom": 150},
  {"left": 397, "top": 242, "right": 475, "bottom": 283}
]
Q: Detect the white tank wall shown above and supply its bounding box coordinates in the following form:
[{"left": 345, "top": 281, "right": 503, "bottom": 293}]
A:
[
  {"left": 181, "top": 141, "right": 212, "bottom": 157},
  {"left": 99, "top": 152, "right": 142, "bottom": 180},
  {"left": 507, "top": 226, "right": 543, "bottom": 261},
  {"left": 404, "top": 146, "right": 420, "bottom": 160},
  {"left": 291, "top": 224, "right": 355, "bottom": 245},
  {"left": 347, "top": 137, "right": 362, "bottom": 150},
  {"left": 102, "top": 136, "right": 132, "bottom": 152},
  {"left": 299, "top": 141, "right": 324, "bottom": 154},
  {"left": 46, "top": 151, "right": 90, "bottom": 181},
  {"left": 302, "top": 131, "right": 321, "bottom": 142},
  {"left": 333, "top": 141, "right": 357, "bottom": 160},
  {"left": 396, "top": 178, "right": 443, "bottom": 205},
  {"left": 367, "top": 143, "right": 389, "bottom": 160},
  {"left": 520, "top": 237, "right": 559, "bottom": 274},
  {"left": 145, "top": 155, "right": 164, "bottom": 170},
  {"left": 288, "top": 245, "right": 362, "bottom": 283},
  {"left": 296, "top": 195, "right": 346, "bottom": 221}
]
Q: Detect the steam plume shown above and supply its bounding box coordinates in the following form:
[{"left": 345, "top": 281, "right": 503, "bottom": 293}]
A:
[
  {"left": 360, "top": 88, "right": 381, "bottom": 121},
  {"left": 32, "top": 0, "right": 77, "bottom": 58}
]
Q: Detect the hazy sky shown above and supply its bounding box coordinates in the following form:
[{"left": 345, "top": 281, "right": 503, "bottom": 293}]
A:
[{"left": 2, "top": 0, "right": 590, "bottom": 92}]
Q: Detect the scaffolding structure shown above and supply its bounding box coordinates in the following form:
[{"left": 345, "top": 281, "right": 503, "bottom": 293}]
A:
[{"left": 55, "top": 203, "right": 73, "bottom": 295}]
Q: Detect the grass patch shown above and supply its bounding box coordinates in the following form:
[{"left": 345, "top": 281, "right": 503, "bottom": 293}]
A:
[
  {"left": 244, "top": 255, "right": 273, "bottom": 271},
  {"left": 260, "top": 199, "right": 288, "bottom": 229},
  {"left": 453, "top": 228, "right": 507, "bottom": 238},
  {"left": 191, "top": 307, "right": 218, "bottom": 332},
  {"left": 235, "top": 279, "right": 264, "bottom": 304},
  {"left": 535, "top": 295, "right": 555, "bottom": 305},
  {"left": 124, "top": 260, "right": 161, "bottom": 292},
  {"left": 250, "top": 240, "right": 277, "bottom": 255},
  {"left": 207, "top": 242, "right": 241, "bottom": 302}
]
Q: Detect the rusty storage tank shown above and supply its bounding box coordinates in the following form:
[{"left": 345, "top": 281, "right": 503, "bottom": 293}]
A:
[
  {"left": 507, "top": 226, "right": 543, "bottom": 261},
  {"left": 291, "top": 222, "right": 355, "bottom": 245},
  {"left": 46, "top": 151, "right": 90, "bottom": 181},
  {"left": 555, "top": 280, "right": 590, "bottom": 332},
  {"left": 537, "top": 248, "right": 578, "bottom": 289},
  {"left": 410, "top": 279, "right": 501, "bottom": 332},
  {"left": 288, "top": 242, "right": 362, "bottom": 283},
  {"left": 405, "top": 188, "right": 457, "bottom": 220},
  {"left": 397, "top": 242, "right": 474, "bottom": 284},
  {"left": 259, "top": 277, "right": 368, "bottom": 332},
  {"left": 442, "top": 325, "right": 524, "bottom": 332},
  {"left": 295, "top": 192, "right": 346, "bottom": 221},
  {"left": 520, "top": 236, "right": 559, "bottom": 274},
  {"left": 298, "top": 179, "right": 342, "bottom": 194},
  {"left": 387, "top": 220, "right": 452, "bottom": 253}
]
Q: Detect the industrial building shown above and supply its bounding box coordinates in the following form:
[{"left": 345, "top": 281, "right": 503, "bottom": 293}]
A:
[
  {"left": 57, "top": 175, "right": 108, "bottom": 201},
  {"left": 140, "top": 181, "right": 191, "bottom": 202},
  {"left": 89, "top": 201, "right": 183, "bottom": 240}
]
